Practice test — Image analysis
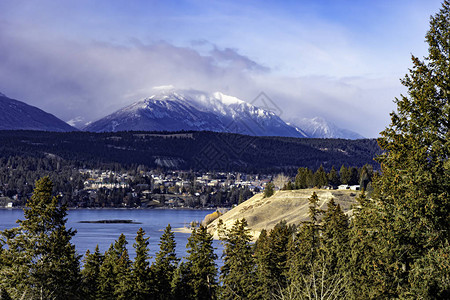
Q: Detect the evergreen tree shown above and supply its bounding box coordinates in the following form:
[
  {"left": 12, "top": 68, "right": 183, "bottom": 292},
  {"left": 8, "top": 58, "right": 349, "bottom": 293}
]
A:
[
  {"left": 184, "top": 225, "right": 218, "bottom": 300},
  {"left": 321, "top": 199, "right": 350, "bottom": 276},
  {"left": 339, "top": 165, "right": 351, "bottom": 185},
  {"left": 263, "top": 182, "right": 274, "bottom": 198},
  {"left": 358, "top": 1, "right": 450, "bottom": 297},
  {"left": 285, "top": 193, "right": 350, "bottom": 299},
  {"left": 81, "top": 245, "right": 104, "bottom": 300},
  {"left": 98, "top": 244, "right": 117, "bottom": 300},
  {"left": 327, "top": 166, "right": 340, "bottom": 186},
  {"left": 132, "top": 228, "right": 152, "bottom": 300},
  {"left": 220, "top": 219, "right": 256, "bottom": 299},
  {"left": 254, "top": 221, "right": 293, "bottom": 299},
  {"left": 171, "top": 261, "right": 193, "bottom": 300},
  {"left": 348, "top": 167, "right": 359, "bottom": 185},
  {"left": 152, "top": 224, "right": 179, "bottom": 300},
  {"left": 313, "top": 165, "right": 328, "bottom": 187},
  {"left": 0, "top": 288, "right": 12, "bottom": 300},
  {"left": 114, "top": 236, "right": 133, "bottom": 300},
  {"left": 295, "top": 167, "right": 308, "bottom": 189},
  {"left": 254, "top": 229, "right": 271, "bottom": 299},
  {"left": 346, "top": 190, "right": 381, "bottom": 299},
  {"left": 282, "top": 180, "right": 294, "bottom": 190},
  {"left": 287, "top": 192, "right": 323, "bottom": 280},
  {"left": 98, "top": 234, "right": 131, "bottom": 300},
  {"left": 358, "top": 164, "right": 373, "bottom": 190},
  {"left": 305, "top": 168, "right": 314, "bottom": 188},
  {"left": 0, "top": 177, "right": 81, "bottom": 299}
]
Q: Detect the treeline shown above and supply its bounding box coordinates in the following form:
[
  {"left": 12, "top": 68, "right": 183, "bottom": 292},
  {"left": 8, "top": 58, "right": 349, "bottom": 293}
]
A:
[
  {"left": 0, "top": 130, "right": 381, "bottom": 173},
  {"left": 0, "top": 156, "right": 86, "bottom": 203},
  {"left": 1, "top": 177, "right": 447, "bottom": 299},
  {"left": 286, "top": 164, "right": 374, "bottom": 191},
  {"left": 1, "top": 154, "right": 369, "bottom": 209},
  {"left": 0, "top": 177, "right": 376, "bottom": 299},
  {"left": 0, "top": 155, "right": 256, "bottom": 208}
]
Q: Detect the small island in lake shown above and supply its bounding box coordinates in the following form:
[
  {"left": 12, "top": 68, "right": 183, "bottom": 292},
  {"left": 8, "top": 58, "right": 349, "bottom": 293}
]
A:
[{"left": 78, "top": 219, "right": 142, "bottom": 224}]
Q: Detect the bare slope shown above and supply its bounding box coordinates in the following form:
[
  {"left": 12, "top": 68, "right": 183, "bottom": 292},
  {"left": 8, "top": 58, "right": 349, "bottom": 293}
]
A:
[{"left": 208, "top": 189, "right": 359, "bottom": 240}]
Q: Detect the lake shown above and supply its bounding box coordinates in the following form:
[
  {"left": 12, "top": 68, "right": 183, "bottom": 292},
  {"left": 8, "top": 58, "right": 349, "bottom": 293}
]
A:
[{"left": 0, "top": 208, "right": 223, "bottom": 262}]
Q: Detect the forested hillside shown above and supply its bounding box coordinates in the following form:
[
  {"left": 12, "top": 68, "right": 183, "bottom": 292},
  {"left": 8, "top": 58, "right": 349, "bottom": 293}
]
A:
[{"left": 0, "top": 130, "right": 380, "bottom": 172}]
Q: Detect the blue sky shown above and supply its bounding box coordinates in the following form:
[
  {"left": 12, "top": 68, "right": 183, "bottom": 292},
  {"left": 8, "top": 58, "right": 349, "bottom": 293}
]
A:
[{"left": 0, "top": 0, "right": 444, "bottom": 137}]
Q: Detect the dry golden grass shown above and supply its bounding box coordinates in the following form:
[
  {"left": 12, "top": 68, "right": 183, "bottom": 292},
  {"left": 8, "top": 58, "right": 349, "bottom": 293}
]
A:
[{"left": 207, "top": 189, "right": 359, "bottom": 240}]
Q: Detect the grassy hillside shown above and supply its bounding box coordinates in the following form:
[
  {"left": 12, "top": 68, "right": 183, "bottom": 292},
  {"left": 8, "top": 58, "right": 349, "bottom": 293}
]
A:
[{"left": 207, "top": 189, "right": 360, "bottom": 240}]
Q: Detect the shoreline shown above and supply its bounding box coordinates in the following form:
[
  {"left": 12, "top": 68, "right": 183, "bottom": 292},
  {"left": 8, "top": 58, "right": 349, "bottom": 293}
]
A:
[
  {"left": 0, "top": 206, "right": 223, "bottom": 211},
  {"left": 173, "top": 226, "right": 194, "bottom": 234}
]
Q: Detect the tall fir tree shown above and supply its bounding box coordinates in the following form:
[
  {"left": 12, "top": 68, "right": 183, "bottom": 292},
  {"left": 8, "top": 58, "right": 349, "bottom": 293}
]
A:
[
  {"left": 114, "top": 236, "right": 133, "bottom": 300},
  {"left": 327, "top": 166, "right": 340, "bottom": 186},
  {"left": 132, "top": 228, "right": 152, "bottom": 300},
  {"left": 263, "top": 182, "right": 275, "bottom": 198},
  {"left": 254, "top": 221, "right": 293, "bottom": 299},
  {"left": 339, "top": 165, "right": 351, "bottom": 185},
  {"left": 171, "top": 261, "right": 193, "bottom": 300},
  {"left": 287, "top": 192, "right": 323, "bottom": 283},
  {"left": 358, "top": 164, "right": 373, "bottom": 190},
  {"left": 313, "top": 165, "right": 328, "bottom": 187},
  {"left": 220, "top": 219, "right": 256, "bottom": 300},
  {"left": 97, "top": 234, "right": 131, "bottom": 300},
  {"left": 346, "top": 190, "right": 382, "bottom": 299},
  {"left": 152, "top": 224, "right": 179, "bottom": 300},
  {"left": 81, "top": 245, "right": 104, "bottom": 300},
  {"left": 253, "top": 229, "right": 271, "bottom": 300},
  {"left": 321, "top": 199, "right": 350, "bottom": 277},
  {"left": 359, "top": 1, "right": 450, "bottom": 298},
  {"left": 97, "top": 244, "right": 117, "bottom": 300},
  {"left": 295, "top": 167, "right": 308, "bottom": 189},
  {"left": 0, "top": 177, "right": 81, "bottom": 299},
  {"left": 184, "top": 225, "right": 218, "bottom": 300}
]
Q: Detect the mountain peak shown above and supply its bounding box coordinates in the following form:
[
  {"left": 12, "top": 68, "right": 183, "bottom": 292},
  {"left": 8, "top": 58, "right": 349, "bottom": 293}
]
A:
[
  {"left": 290, "top": 116, "right": 364, "bottom": 139},
  {"left": 0, "top": 94, "right": 78, "bottom": 132},
  {"left": 83, "top": 89, "right": 362, "bottom": 139},
  {"left": 84, "top": 90, "right": 304, "bottom": 137},
  {"left": 212, "top": 92, "right": 245, "bottom": 105}
]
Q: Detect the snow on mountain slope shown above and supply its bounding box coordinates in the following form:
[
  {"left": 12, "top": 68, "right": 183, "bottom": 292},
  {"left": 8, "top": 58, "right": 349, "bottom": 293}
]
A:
[
  {"left": 84, "top": 90, "right": 307, "bottom": 138},
  {"left": 290, "top": 117, "right": 364, "bottom": 140},
  {"left": 0, "top": 93, "right": 77, "bottom": 132},
  {"left": 83, "top": 89, "right": 363, "bottom": 139}
]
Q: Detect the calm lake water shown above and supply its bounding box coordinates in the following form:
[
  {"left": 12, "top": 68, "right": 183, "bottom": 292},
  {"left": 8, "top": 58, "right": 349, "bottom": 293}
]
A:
[{"left": 0, "top": 209, "right": 223, "bottom": 262}]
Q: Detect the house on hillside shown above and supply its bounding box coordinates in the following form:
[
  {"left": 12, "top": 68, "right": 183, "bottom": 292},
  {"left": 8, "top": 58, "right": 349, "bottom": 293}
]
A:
[
  {"left": 338, "top": 184, "right": 350, "bottom": 190},
  {"left": 350, "top": 185, "right": 361, "bottom": 191}
]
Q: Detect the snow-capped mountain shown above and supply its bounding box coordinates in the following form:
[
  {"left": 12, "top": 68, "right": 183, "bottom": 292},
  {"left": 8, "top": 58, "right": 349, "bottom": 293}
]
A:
[
  {"left": 0, "top": 93, "right": 77, "bottom": 132},
  {"left": 84, "top": 90, "right": 307, "bottom": 138},
  {"left": 289, "top": 117, "right": 364, "bottom": 140}
]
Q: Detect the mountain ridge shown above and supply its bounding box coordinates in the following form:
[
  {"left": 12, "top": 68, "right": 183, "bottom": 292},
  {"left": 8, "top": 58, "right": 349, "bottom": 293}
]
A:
[
  {"left": 0, "top": 130, "right": 381, "bottom": 172},
  {"left": 0, "top": 93, "right": 77, "bottom": 132},
  {"left": 289, "top": 116, "right": 364, "bottom": 139},
  {"left": 84, "top": 90, "right": 308, "bottom": 138}
]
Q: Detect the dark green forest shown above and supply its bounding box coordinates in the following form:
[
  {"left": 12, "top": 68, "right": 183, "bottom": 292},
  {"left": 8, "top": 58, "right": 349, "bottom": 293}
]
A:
[
  {"left": 0, "top": 130, "right": 380, "bottom": 173},
  {"left": 1, "top": 1, "right": 449, "bottom": 299}
]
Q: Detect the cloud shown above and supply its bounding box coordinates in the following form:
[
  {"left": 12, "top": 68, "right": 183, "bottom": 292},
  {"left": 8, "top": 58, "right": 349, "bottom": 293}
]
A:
[
  {"left": 0, "top": 20, "right": 401, "bottom": 138},
  {"left": 210, "top": 47, "right": 270, "bottom": 72}
]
